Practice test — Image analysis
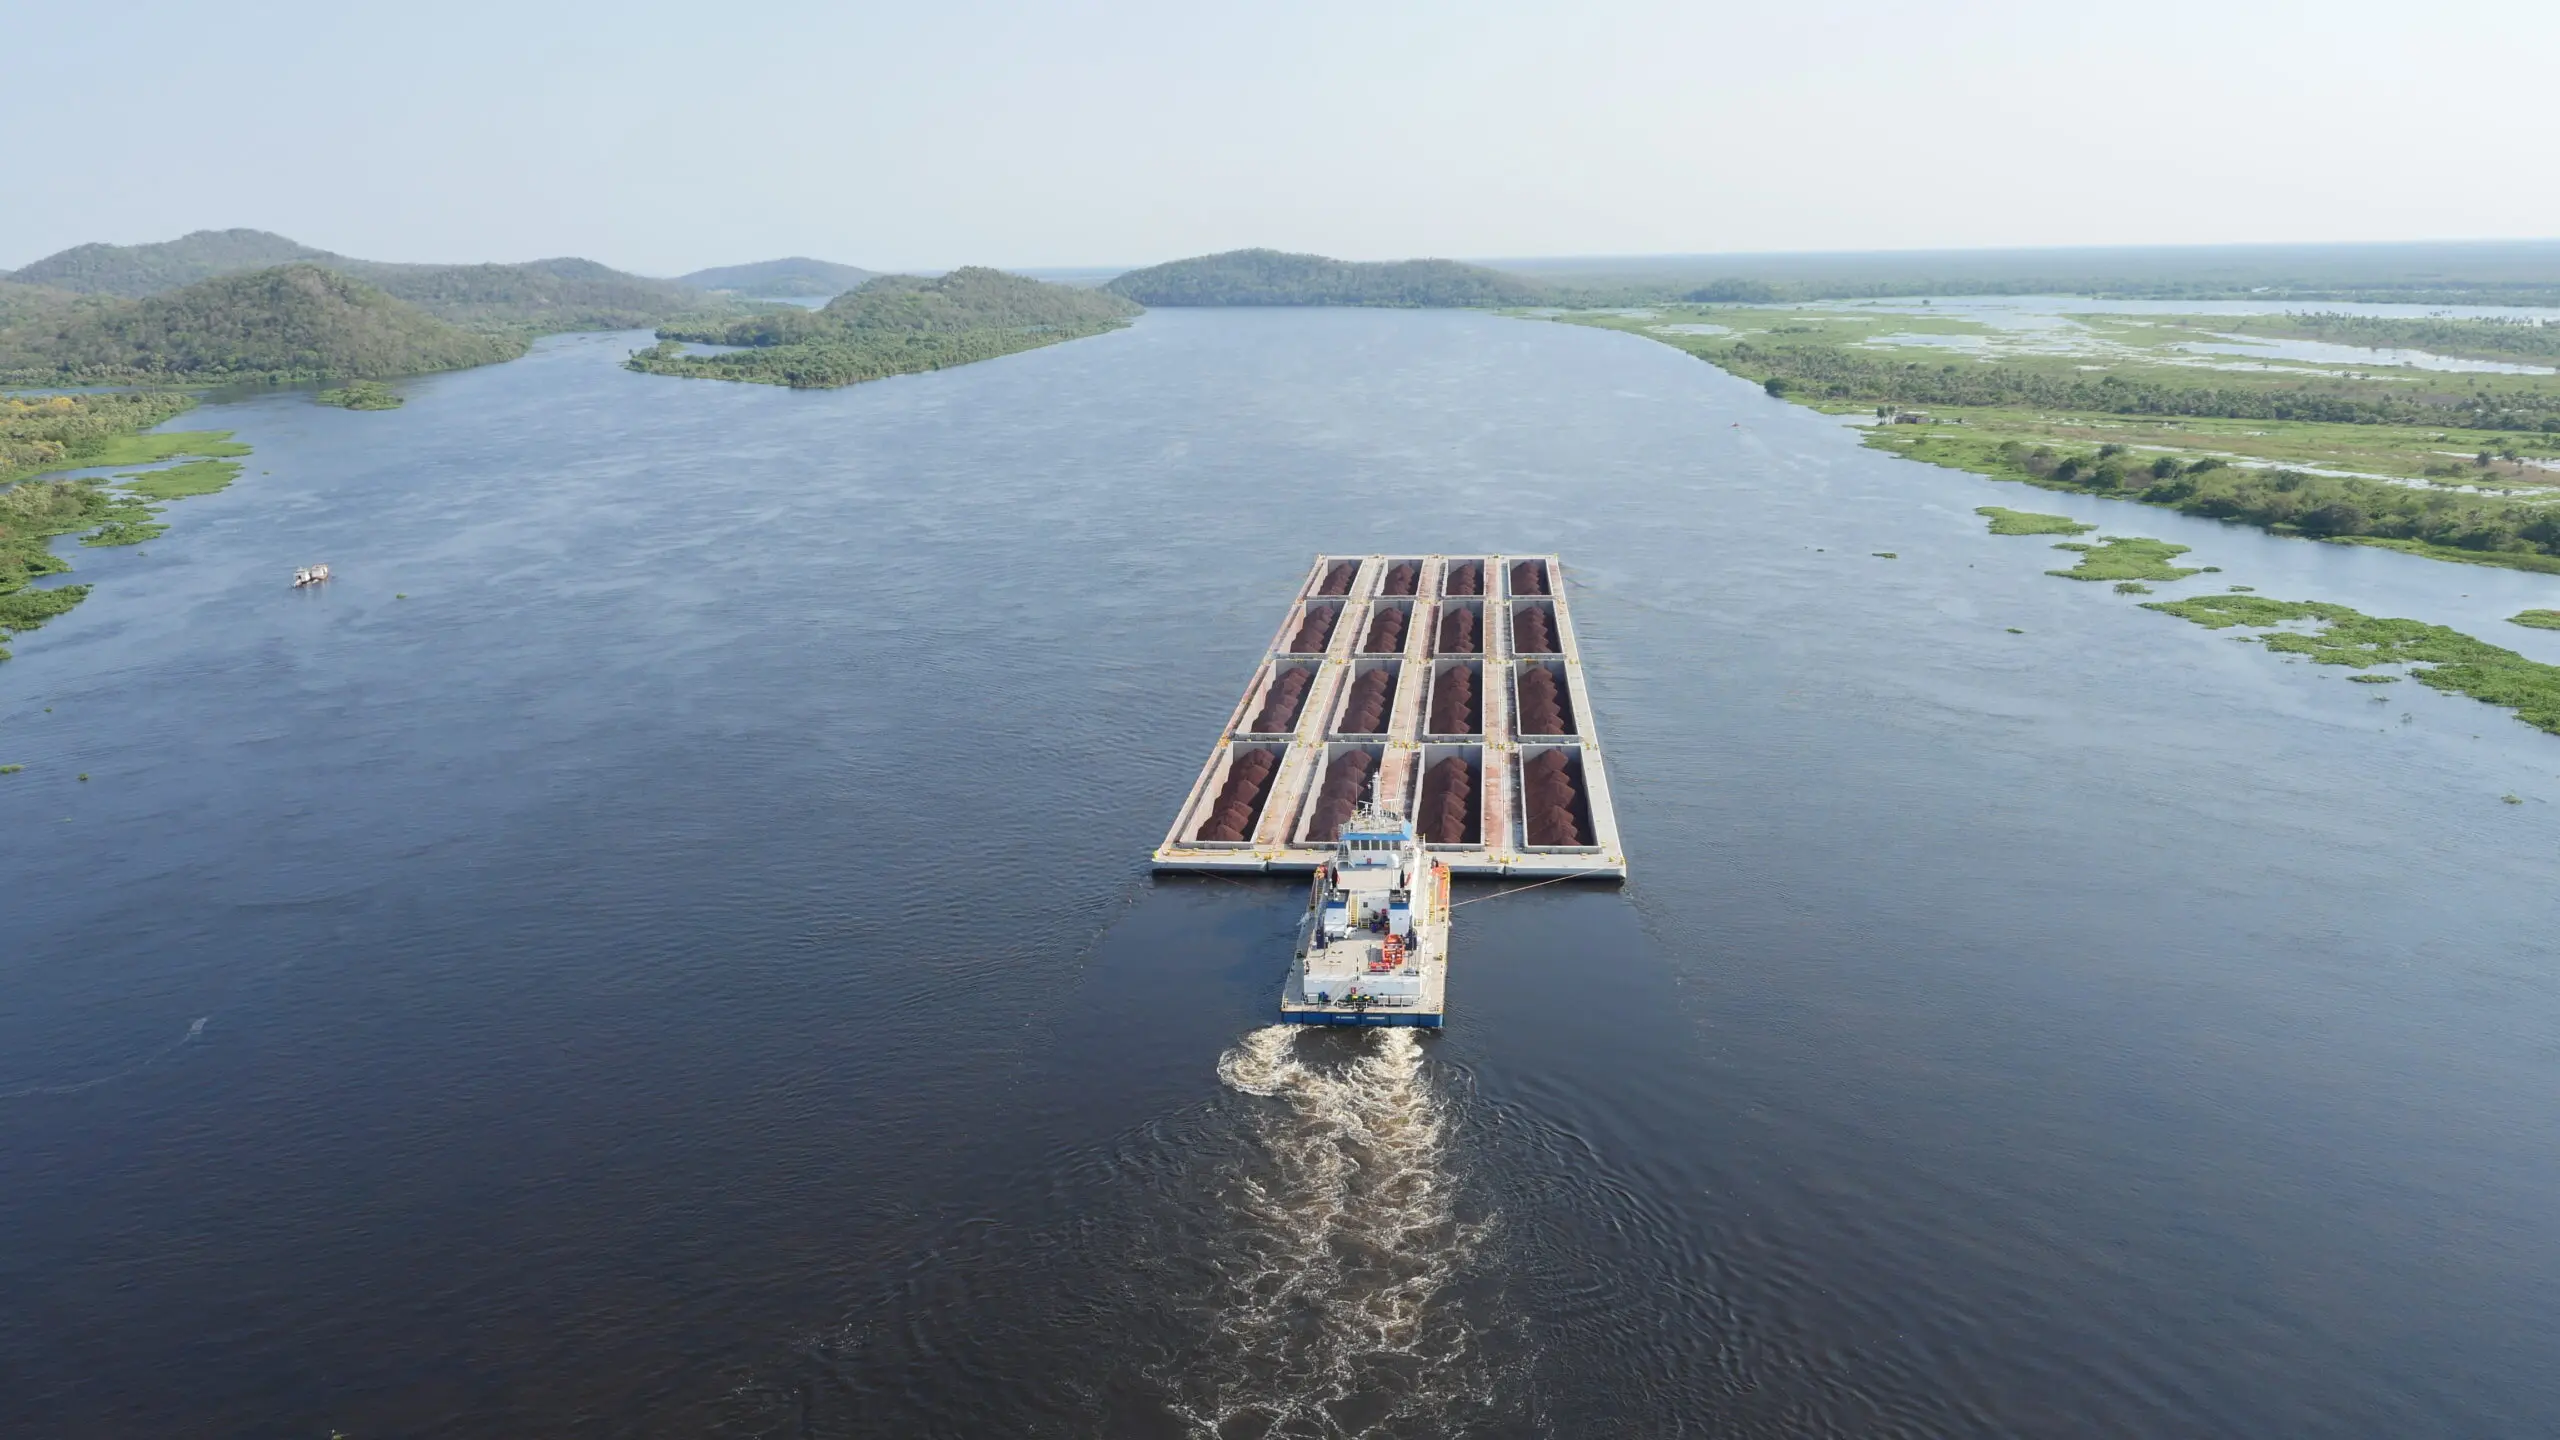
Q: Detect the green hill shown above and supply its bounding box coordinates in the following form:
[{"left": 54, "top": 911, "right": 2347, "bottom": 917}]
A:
[
  {"left": 349, "top": 257, "right": 725, "bottom": 331},
  {"left": 3, "top": 229, "right": 737, "bottom": 335},
  {"left": 0, "top": 265, "right": 528, "bottom": 384},
  {"left": 0, "top": 280, "right": 75, "bottom": 328},
  {"left": 1103, "top": 248, "right": 1545, "bottom": 307},
  {"left": 677, "top": 257, "right": 877, "bottom": 297},
  {"left": 6, "top": 229, "right": 337, "bottom": 295},
  {"left": 632, "top": 267, "right": 1141, "bottom": 389}
]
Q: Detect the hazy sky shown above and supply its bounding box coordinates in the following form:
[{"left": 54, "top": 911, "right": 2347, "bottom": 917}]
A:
[{"left": 10, "top": 0, "right": 2555, "bottom": 276}]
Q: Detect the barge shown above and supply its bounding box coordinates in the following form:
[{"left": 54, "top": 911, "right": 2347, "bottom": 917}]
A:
[{"left": 1154, "top": 554, "right": 1627, "bottom": 879}]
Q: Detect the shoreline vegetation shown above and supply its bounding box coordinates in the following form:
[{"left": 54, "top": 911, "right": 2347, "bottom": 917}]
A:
[
  {"left": 314, "top": 380, "right": 401, "bottom": 410},
  {"left": 629, "top": 268, "right": 1140, "bottom": 389},
  {"left": 2, "top": 392, "right": 249, "bottom": 659},
  {"left": 1559, "top": 304, "right": 2560, "bottom": 576}
]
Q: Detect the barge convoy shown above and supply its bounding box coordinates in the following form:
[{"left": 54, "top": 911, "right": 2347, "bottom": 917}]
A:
[{"left": 1155, "top": 554, "right": 1626, "bottom": 1028}]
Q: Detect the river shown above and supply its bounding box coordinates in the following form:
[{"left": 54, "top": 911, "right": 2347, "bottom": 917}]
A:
[{"left": 4, "top": 309, "right": 2556, "bottom": 1437}]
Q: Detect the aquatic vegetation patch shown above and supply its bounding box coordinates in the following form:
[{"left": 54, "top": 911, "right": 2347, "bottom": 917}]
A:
[
  {"left": 2047, "top": 536, "right": 2203, "bottom": 583},
  {"left": 119, "top": 458, "right": 241, "bottom": 500},
  {"left": 1978, "top": 506, "right": 2094, "bottom": 536},
  {"left": 2509, "top": 609, "right": 2560, "bottom": 630},
  {"left": 314, "top": 380, "right": 402, "bottom": 410},
  {"left": 2143, "top": 593, "right": 2560, "bottom": 735},
  {"left": 1, "top": 410, "right": 251, "bottom": 658}
]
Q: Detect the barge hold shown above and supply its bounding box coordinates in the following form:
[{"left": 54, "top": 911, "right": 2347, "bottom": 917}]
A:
[{"left": 1155, "top": 554, "right": 1626, "bottom": 880}]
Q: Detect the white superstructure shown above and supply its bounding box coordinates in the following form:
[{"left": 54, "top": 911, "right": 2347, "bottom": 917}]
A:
[{"left": 1282, "top": 804, "right": 1450, "bottom": 1027}]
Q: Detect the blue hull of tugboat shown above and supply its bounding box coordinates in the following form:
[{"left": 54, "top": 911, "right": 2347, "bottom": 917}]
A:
[{"left": 1281, "top": 1010, "right": 1444, "bottom": 1028}]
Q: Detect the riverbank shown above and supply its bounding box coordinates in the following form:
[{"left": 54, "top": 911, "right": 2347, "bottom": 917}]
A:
[
  {"left": 2, "top": 391, "right": 250, "bottom": 660},
  {"left": 1552, "top": 303, "right": 2560, "bottom": 575}
]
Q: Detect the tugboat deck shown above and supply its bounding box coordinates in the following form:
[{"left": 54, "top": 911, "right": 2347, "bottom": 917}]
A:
[{"left": 1154, "top": 553, "right": 1627, "bottom": 879}]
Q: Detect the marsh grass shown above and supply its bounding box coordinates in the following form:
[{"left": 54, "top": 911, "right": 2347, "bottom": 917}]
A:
[
  {"left": 1978, "top": 506, "right": 2095, "bottom": 536},
  {"left": 3, "top": 429, "right": 250, "bottom": 656},
  {"left": 119, "top": 459, "right": 240, "bottom": 500},
  {"left": 2048, "top": 536, "right": 2204, "bottom": 583},
  {"left": 2509, "top": 609, "right": 2560, "bottom": 630},
  {"left": 2145, "top": 593, "right": 2560, "bottom": 735}
]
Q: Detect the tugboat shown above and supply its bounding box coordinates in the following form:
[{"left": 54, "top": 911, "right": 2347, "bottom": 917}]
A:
[
  {"left": 1282, "top": 803, "right": 1450, "bottom": 1027},
  {"left": 292, "top": 563, "right": 332, "bottom": 588}
]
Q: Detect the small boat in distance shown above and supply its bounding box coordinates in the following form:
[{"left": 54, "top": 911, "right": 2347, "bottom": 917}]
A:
[{"left": 293, "top": 564, "right": 332, "bottom": 587}]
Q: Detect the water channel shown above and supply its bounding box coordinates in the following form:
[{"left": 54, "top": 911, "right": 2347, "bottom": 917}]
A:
[{"left": 3, "top": 309, "right": 2555, "bottom": 1437}]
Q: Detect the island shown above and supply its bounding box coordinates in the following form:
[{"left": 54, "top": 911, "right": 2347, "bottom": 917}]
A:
[{"left": 627, "top": 268, "right": 1141, "bottom": 389}]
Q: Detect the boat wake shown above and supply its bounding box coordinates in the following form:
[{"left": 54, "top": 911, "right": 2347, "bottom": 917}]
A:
[
  {"left": 1164, "top": 1025, "right": 1501, "bottom": 1438},
  {"left": 0, "top": 1016, "right": 209, "bottom": 1101}
]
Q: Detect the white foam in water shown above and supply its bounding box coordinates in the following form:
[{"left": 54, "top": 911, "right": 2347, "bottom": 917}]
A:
[{"left": 1178, "top": 1025, "right": 1496, "bottom": 1437}]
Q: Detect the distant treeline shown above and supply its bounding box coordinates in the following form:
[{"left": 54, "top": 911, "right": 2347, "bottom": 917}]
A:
[
  {"left": 1510, "top": 240, "right": 2560, "bottom": 309},
  {"left": 1584, "top": 278, "right": 2560, "bottom": 309},
  {"left": 1104, "top": 249, "right": 1543, "bottom": 307},
  {"left": 2225, "top": 312, "right": 2560, "bottom": 364},
  {"left": 632, "top": 268, "right": 1140, "bottom": 389},
  {"left": 1732, "top": 342, "right": 2560, "bottom": 432}
]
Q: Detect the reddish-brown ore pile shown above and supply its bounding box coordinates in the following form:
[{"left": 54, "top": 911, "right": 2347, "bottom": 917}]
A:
[
  {"left": 1196, "top": 746, "right": 1282, "bottom": 842},
  {"left": 1417, "top": 755, "right": 1480, "bottom": 844},
  {"left": 1511, "top": 605, "right": 1558, "bottom": 654},
  {"left": 1436, "top": 605, "right": 1480, "bottom": 654},
  {"left": 1251, "top": 668, "right": 1313, "bottom": 732},
  {"left": 1336, "top": 668, "right": 1395, "bottom": 733},
  {"left": 1316, "top": 560, "right": 1359, "bottom": 596},
  {"left": 1364, "top": 605, "right": 1408, "bottom": 653},
  {"left": 1522, "top": 749, "right": 1593, "bottom": 846},
  {"left": 1510, "top": 559, "right": 1548, "bottom": 595},
  {"left": 1443, "top": 560, "right": 1483, "bottom": 596},
  {"left": 1380, "top": 561, "right": 1419, "bottom": 596},
  {"left": 1304, "top": 749, "right": 1378, "bottom": 842},
  {"left": 1289, "top": 604, "right": 1339, "bottom": 652},
  {"left": 1515, "top": 665, "right": 1574, "bottom": 735},
  {"left": 1429, "top": 665, "right": 1479, "bottom": 734}
]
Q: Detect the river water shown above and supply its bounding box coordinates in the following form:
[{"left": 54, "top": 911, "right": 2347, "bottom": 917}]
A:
[{"left": 4, "top": 311, "right": 2557, "bottom": 1438}]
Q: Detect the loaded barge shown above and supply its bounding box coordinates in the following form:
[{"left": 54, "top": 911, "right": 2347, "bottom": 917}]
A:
[{"left": 1156, "top": 554, "right": 1627, "bottom": 1027}]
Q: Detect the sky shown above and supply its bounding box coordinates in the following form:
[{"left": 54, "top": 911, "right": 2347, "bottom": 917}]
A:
[{"left": 9, "top": 0, "right": 2557, "bottom": 277}]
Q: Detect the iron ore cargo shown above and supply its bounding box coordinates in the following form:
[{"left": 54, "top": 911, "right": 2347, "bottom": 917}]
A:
[{"left": 1154, "top": 554, "right": 1627, "bottom": 879}]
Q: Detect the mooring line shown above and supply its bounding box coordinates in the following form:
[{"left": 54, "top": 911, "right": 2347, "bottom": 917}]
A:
[{"left": 1449, "top": 873, "right": 1580, "bottom": 907}]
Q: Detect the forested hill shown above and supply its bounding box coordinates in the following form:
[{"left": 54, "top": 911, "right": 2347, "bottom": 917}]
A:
[
  {"left": 632, "top": 267, "right": 1140, "bottom": 389},
  {"left": 3, "top": 230, "right": 734, "bottom": 335},
  {"left": 354, "top": 257, "right": 726, "bottom": 331},
  {"left": 1103, "top": 249, "right": 1545, "bottom": 307},
  {"left": 677, "top": 257, "right": 877, "bottom": 297},
  {"left": 7, "top": 229, "right": 336, "bottom": 295},
  {"left": 0, "top": 265, "right": 528, "bottom": 383}
]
